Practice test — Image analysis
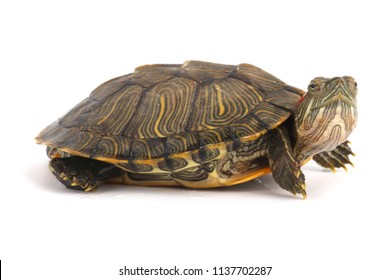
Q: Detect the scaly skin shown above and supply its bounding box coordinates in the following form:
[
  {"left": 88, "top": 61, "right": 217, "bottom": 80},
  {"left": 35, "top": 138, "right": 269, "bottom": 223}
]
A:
[{"left": 294, "top": 77, "right": 358, "bottom": 162}]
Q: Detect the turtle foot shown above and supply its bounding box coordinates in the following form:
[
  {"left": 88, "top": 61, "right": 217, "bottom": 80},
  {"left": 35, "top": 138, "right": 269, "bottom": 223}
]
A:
[
  {"left": 49, "top": 157, "right": 102, "bottom": 191},
  {"left": 313, "top": 141, "right": 355, "bottom": 172},
  {"left": 274, "top": 160, "right": 307, "bottom": 199}
]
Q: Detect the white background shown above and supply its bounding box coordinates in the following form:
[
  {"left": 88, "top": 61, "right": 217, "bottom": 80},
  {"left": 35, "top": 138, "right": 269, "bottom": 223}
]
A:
[{"left": 1, "top": 0, "right": 389, "bottom": 279}]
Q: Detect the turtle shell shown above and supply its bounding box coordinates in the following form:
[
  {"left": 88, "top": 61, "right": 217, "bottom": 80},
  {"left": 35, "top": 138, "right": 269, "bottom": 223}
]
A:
[{"left": 36, "top": 61, "right": 305, "bottom": 171}]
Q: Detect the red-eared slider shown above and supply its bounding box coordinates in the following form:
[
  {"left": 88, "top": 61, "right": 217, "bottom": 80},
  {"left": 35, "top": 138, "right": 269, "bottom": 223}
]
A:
[{"left": 36, "top": 61, "right": 358, "bottom": 198}]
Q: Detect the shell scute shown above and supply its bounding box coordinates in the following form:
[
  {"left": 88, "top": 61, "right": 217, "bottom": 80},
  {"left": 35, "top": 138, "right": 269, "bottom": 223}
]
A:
[
  {"left": 91, "top": 136, "right": 132, "bottom": 159},
  {"left": 231, "top": 63, "right": 286, "bottom": 93},
  {"left": 158, "top": 157, "right": 188, "bottom": 172},
  {"left": 171, "top": 165, "right": 209, "bottom": 182},
  {"left": 251, "top": 102, "right": 291, "bottom": 129},
  {"left": 164, "top": 133, "right": 199, "bottom": 155},
  {"left": 122, "top": 77, "right": 197, "bottom": 138},
  {"left": 129, "top": 138, "right": 165, "bottom": 160},
  {"left": 130, "top": 64, "right": 181, "bottom": 88},
  {"left": 122, "top": 161, "right": 154, "bottom": 173},
  {"left": 90, "top": 74, "right": 130, "bottom": 101},
  {"left": 187, "top": 77, "right": 263, "bottom": 131},
  {"left": 229, "top": 113, "right": 268, "bottom": 137},
  {"left": 87, "top": 85, "right": 144, "bottom": 135},
  {"left": 63, "top": 130, "right": 101, "bottom": 156},
  {"left": 191, "top": 147, "right": 220, "bottom": 164},
  {"left": 264, "top": 87, "right": 304, "bottom": 112},
  {"left": 176, "top": 60, "right": 235, "bottom": 83}
]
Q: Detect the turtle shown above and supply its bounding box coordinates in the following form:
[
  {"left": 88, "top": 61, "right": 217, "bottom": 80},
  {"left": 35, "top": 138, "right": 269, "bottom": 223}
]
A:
[{"left": 36, "top": 61, "right": 358, "bottom": 198}]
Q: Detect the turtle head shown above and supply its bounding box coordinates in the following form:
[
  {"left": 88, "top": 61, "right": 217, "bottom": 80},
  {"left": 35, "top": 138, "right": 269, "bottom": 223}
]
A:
[{"left": 294, "top": 76, "right": 358, "bottom": 161}]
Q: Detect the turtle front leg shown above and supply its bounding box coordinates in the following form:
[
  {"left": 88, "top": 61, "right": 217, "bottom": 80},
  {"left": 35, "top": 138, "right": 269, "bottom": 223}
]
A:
[
  {"left": 49, "top": 156, "right": 124, "bottom": 191},
  {"left": 267, "top": 126, "right": 306, "bottom": 198},
  {"left": 313, "top": 141, "right": 355, "bottom": 171}
]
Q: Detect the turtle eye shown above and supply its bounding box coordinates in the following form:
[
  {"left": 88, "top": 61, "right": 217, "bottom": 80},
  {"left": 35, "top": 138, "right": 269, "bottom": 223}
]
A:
[
  {"left": 308, "top": 82, "right": 318, "bottom": 91},
  {"left": 352, "top": 81, "right": 358, "bottom": 92},
  {"left": 350, "top": 81, "right": 358, "bottom": 95}
]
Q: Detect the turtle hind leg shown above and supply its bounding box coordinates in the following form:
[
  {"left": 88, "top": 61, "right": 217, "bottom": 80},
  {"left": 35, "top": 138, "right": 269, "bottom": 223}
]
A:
[
  {"left": 313, "top": 141, "right": 355, "bottom": 172},
  {"left": 49, "top": 156, "right": 124, "bottom": 191}
]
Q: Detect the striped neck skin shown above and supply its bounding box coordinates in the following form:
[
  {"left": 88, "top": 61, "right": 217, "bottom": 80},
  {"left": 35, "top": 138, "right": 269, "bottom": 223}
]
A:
[{"left": 293, "top": 76, "right": 358, "bottom": 162}]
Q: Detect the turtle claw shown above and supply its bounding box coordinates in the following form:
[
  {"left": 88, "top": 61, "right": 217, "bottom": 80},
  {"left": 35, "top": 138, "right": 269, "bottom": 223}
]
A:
[
  {"left": 84, "top": 185, "right": 97, "bottom": 192},
  {"left": 272, "top": 163, "right": 307, "bottom": 198},
  {"left": 291, "top": 169, "right": 307, "bottom": 198},
  {"left": 60, "top": 172, "right": 70, "bottom": 180},
  {"left": 49, "top": 157, "right": 101, "bottom": 192},
  {"left": 313, "top": 141, "right": 355, "bottom": 172},
  {"left": 48, "top": 156, "right": 123, "bottom": 192},
  {"left": 293, "top": 183, "right": 307, "bottom": 199},
  {"left": 65, "top": 174, "right": 99, "bottom": 192}
]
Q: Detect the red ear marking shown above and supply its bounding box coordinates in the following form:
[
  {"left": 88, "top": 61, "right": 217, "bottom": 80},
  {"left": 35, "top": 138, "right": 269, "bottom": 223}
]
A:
[{"left": 297, "top": 93, "right": 307, "bottom": 107}]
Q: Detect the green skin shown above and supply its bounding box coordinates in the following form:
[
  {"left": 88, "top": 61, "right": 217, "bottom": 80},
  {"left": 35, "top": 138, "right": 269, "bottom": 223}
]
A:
[{"left": 49, "top": 76, "right": 358, "bottom": 197}]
